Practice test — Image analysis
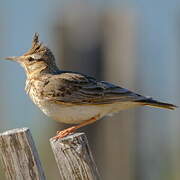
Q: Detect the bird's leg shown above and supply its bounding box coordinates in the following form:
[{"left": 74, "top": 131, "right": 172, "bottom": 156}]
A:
[{"left": 53, "top": 114, "right": 100, "bottom": 139}]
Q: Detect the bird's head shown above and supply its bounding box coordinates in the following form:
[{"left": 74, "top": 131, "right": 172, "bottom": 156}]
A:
[{"left": 5, "top": 33, "right": 59, "bottom": 78}]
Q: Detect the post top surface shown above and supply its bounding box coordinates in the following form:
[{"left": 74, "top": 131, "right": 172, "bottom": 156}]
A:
[
  {"left": 50, "top": 132, "right": 85, "bottom": 142},
  {"left": 0, "top": 127, "right": 29, "bottom": 136}
]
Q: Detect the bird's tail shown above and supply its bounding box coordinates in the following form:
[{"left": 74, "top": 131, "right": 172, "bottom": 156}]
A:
[{"left": 137, "top": 98, "right": 178, "bottom": 110}]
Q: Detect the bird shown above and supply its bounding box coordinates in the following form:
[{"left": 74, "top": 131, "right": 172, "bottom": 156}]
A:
[{"left": 4, "top": 33, "right": 177, "bottom": 139}]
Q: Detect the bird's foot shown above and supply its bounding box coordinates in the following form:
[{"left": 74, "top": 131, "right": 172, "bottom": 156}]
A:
[{"left": 53, "top": 126, "right": 77, "bottom": 140}]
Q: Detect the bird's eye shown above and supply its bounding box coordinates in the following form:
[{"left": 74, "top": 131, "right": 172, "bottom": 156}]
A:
[{"left": 28, "top": 57, "right": 34, "bottom": 62}]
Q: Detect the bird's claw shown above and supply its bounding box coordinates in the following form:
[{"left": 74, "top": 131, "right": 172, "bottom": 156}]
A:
[{"left": 53, "top": 127, "right": 77, "bottom": 140}]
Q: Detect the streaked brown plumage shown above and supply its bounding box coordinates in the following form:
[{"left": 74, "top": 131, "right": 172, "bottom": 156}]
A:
[{"left": 4, "top": 33, "right": 177, "bottom": 139}]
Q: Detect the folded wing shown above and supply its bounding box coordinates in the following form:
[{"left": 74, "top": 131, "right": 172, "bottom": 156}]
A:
[{"left": 41, "top": 72, "right": 147, "bottom": 105}]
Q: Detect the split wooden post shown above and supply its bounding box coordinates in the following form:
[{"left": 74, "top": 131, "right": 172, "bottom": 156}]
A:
[
  {"left": 0, "top": 128, "right": 46, "bottom": 180},
  {"left": 50, "top": 132, "right": 101, "bottom": 180}
]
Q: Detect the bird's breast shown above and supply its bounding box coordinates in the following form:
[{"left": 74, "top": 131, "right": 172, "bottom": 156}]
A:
[{"left": 26, "top": 79, "right": 44, "bottom": 107}]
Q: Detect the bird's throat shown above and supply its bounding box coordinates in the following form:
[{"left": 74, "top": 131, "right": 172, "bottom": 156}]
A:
[{"left": 25, "top": 61, "right": 48, "bottom": 79}]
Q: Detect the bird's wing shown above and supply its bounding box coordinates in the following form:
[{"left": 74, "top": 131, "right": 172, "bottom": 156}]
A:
[{"left": 41, "top": 72, "right": 146, "bottom": 105}]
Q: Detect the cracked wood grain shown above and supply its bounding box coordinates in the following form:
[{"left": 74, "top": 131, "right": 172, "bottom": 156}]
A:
[
  {"left": 50, "top": 133, "right": 100, "bottom": 180},
  {"left": 0, "top": 128, "right": 46, "bottom": 180}
]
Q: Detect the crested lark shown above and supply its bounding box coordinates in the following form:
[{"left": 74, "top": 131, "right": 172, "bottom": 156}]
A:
[{"left": 4, "top": 33, "right": 177, "bottom": 139}]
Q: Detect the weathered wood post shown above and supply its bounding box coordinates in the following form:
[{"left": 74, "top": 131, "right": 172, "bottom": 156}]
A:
[
  {"left": 50, "top": 132, "right": 100, "bottom": 180},
  {"left": 0, "top": 128, "right": 46, "bottom": 180}
]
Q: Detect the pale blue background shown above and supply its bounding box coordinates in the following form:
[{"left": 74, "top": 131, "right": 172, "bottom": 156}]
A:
[{"left": 0, "top": 0, "right": 179, "bottom": 180}]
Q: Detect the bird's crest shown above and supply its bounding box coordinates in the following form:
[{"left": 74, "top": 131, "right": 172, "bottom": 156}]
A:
[{"left": 24, "top": 33, "right": 50, "bottom": 56}]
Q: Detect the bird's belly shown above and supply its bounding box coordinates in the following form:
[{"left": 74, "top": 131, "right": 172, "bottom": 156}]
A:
[
  {"left": 38, "top": 102, "right": 112, "bottom": 124},
  {"left": 28, "top": 91, "right": 107, "bottom": 124},
  {"left": 29, "top": 91, "right": 139, "bottom": 124},
  {"left": 37, "top": 102, "right": 139, "bottom": 124}
]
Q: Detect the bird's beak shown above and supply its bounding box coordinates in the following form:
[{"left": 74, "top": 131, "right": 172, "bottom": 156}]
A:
[{"left": 4, "top": 56, "right": 22, "bottom": 62}]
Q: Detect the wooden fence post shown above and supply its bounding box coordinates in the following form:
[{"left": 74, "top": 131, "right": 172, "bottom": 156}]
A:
[
  {"left": 0, "top": 128, "right": 46, "bottom": 180},
  {"left": 50, "top": 132, "right": 100, "bottom": 180}
]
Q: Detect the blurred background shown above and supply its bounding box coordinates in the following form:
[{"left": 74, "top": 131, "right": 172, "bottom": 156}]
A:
[{"left": 0, "top": 0, "right": 180, "bottom": 180}]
